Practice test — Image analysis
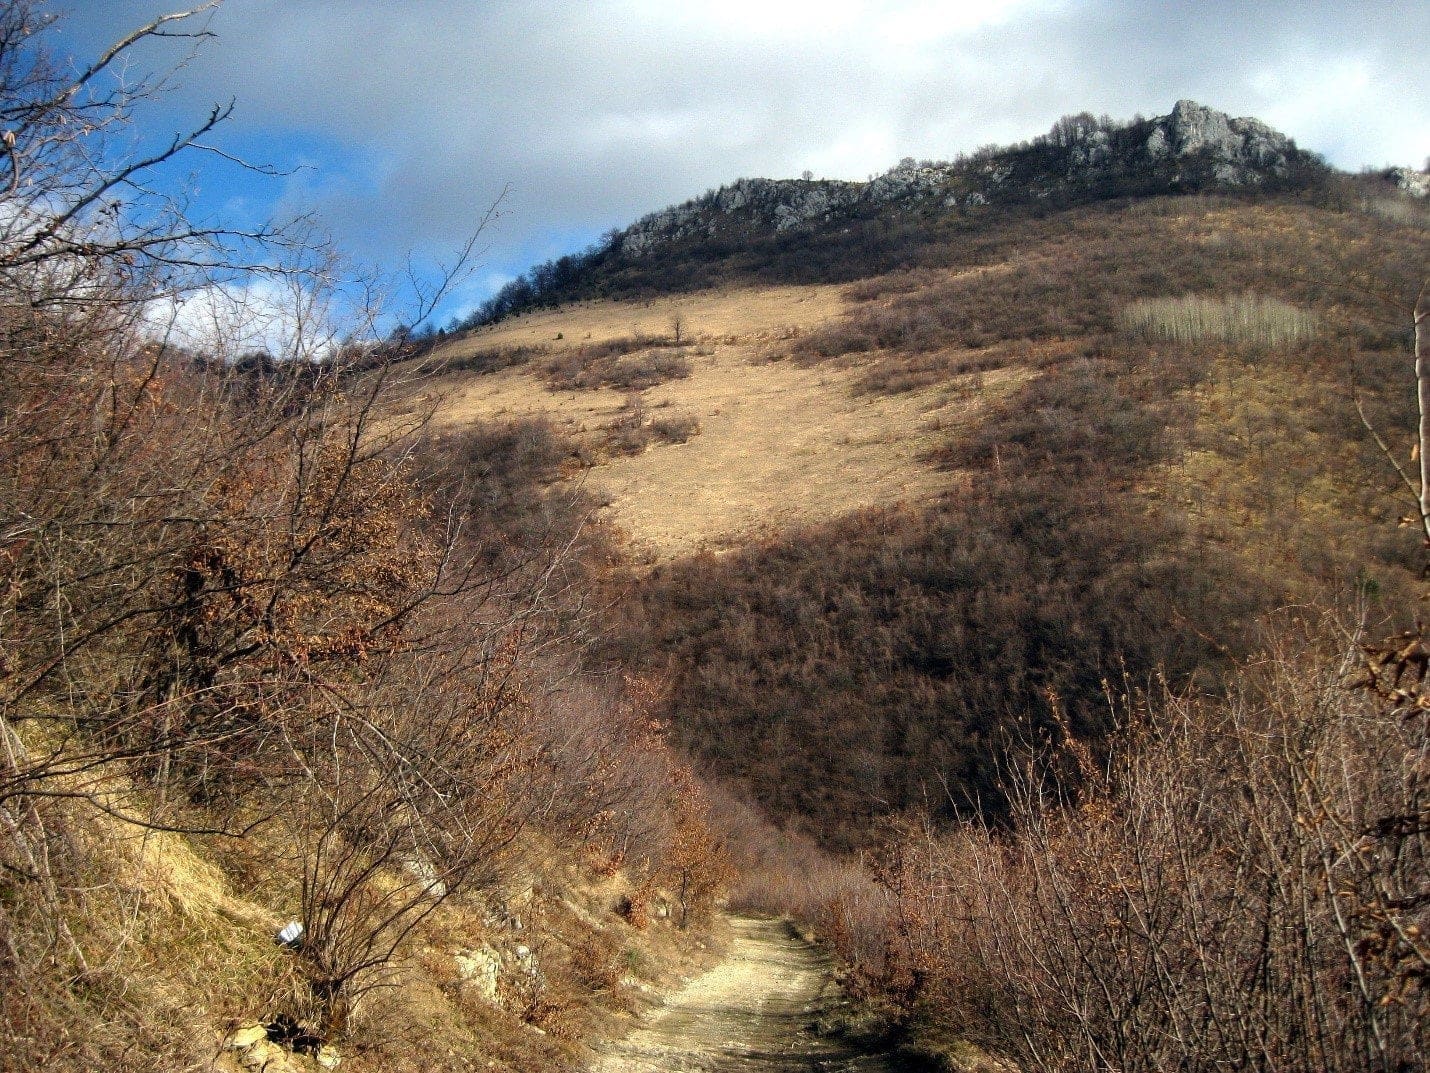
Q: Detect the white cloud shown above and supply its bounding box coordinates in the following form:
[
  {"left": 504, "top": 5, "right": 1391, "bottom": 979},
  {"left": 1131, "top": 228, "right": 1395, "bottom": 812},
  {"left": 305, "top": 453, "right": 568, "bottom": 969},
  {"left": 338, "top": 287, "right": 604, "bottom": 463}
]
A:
[{"left": 148, "top": 276, "right": 344, "bottom": 362}]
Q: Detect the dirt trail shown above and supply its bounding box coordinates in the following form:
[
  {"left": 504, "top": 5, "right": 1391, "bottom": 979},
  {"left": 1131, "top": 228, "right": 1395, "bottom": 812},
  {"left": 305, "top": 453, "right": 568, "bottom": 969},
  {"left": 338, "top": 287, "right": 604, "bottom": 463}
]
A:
[{"left": 588, "top": 915, "right": 909, "bottom": 1072}]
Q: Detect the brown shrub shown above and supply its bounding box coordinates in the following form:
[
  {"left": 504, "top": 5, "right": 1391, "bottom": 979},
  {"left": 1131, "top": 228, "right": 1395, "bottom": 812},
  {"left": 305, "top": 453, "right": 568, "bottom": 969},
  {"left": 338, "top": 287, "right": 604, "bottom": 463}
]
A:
[
  {"left": 869, "top": 614, "right": 1428, "bottom": 1071},
  {"left": 445, "top": 342, "right": 550, "bottom": 375},
  {"left": 648, "top": 410, "right": 701, "bottom": 444},
  {"left": 540, "top": 336, "right": 690, "bottom": 392},
  {"left": 604, "top": 396, "right": 701, "bottom": 455}
]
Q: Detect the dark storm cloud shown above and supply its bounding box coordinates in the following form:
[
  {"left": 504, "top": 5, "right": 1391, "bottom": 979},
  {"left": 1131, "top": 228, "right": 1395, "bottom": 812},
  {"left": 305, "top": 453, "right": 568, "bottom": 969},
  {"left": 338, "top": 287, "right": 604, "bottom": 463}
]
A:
[{"left": 58, "top": 1, "right": 1430, "bottom": 313}]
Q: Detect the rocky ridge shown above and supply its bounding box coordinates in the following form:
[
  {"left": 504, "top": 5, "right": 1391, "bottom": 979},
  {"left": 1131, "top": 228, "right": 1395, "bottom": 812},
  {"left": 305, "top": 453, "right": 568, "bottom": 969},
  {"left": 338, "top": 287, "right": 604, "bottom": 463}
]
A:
[
  {"left": 613, "top": 100, "right": 1321, "bottom": 260},
  {"left": 464, "top": 99, "right": 1369, "bottom": 327}
]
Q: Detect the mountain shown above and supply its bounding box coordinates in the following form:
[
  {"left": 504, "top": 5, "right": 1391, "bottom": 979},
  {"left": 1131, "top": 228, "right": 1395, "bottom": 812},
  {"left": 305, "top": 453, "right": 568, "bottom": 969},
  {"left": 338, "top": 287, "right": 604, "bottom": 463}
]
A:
[
  {"left": 423, "top": 132, "right": 1427, "bottom": 848},
  {"left": 9, "top": 4, "right": 1427, "bottom": 1064},
  {"left": 467, "top": 101, "right": 1333, "bottom": 326}
]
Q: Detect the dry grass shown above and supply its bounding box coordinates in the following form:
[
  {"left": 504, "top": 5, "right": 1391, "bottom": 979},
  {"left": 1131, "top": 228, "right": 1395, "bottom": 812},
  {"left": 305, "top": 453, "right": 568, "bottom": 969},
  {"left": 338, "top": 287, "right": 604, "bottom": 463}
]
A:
[
  {"left": 411, "top": 285, "right": 1032, "bottom": 560},
  {"left": 588, "top": 355, "right": 1024, "bottom": 558},
  {"left": 25, "top": 792, "right": 726, "bottom": 1073},
  {"left": 433, "top": 284, "right": 850, "bottom": 358}
]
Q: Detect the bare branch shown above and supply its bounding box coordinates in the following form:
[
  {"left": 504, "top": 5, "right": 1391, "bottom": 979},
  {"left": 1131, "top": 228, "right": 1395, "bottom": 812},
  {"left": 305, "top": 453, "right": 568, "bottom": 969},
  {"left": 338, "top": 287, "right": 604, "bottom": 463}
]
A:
[
  {"left": 69, "top": 4, "right": 220, "bottom": 95},
  {"left": 1354, "top": 387, "right": 1425, "bottom": 525}
]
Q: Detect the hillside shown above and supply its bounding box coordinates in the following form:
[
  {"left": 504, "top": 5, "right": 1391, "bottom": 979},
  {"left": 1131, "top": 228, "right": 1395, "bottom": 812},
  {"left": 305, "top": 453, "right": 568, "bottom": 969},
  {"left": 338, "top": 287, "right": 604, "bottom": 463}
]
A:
[
  {"left": 421, "top": 185, "right": 1428, "bottom": 847},
  {"left": 412, "top": 283, "right": 1033, "bottom": 558},
  {"left": 2, "top": 12, "right": 1426, "bottom": 1067},
  {"left": 399, "top": 160, "right": 1430, "bottom": 1069}
]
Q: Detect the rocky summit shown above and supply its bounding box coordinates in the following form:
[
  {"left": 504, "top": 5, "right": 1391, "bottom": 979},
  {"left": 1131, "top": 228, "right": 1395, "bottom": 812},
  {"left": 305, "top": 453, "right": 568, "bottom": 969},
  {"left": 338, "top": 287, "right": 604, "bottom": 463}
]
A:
[{"left": 613, "top": 100, "right": 1322, "bottom": 260}]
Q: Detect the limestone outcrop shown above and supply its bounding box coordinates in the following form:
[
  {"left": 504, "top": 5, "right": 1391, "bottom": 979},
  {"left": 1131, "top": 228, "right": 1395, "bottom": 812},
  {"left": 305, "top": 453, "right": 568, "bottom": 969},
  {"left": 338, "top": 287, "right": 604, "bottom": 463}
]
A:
[
  {"left": 1156, "top": 99, "right": 1298, "bottom": 182},
  {"left": 1387, "top": 166, "right": 1430, "bottom": 198},
  {"left": 613, "top": 101, "right": 1321, "bottom": 260}
]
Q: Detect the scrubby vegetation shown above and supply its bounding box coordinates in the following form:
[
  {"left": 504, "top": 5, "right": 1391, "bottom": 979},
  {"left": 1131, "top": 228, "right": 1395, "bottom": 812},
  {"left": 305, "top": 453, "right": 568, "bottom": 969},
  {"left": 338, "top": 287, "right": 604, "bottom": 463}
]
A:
[
  {"left": 540, "top": 337, "right": 691, "bottom": 392},
  {"left": 777, "top": 614, "right": 1428, "bottom": 1072},
  {"left": 4, "top": 7, "right": 1427, "bottom": 1072},
  {"left": 442, "top": 342, "right": 552, "bottom": 376},
  {"left": 0, "top": 11, "right": 733, "bottom": 1071},
  {"left": 791, "top": 197, "right": 1409, "bottom": 369},
  {"left": 601, "top": 195, "right": 1425, "bottom": 851},
  {"left": 411, "top": 416, "right": 604, "bottom": 573},
  {"left": 599, "top": 186, "right": 1428, "bottom": 1068},
  {"left": 444, "top": 332, "right": 693, "bottom": 395},
  {"left": 603, "top": 350, "right": 1263, "bottom": 847},
  {"left": 603, "top": 395, "right": 703, "bottom": 456}
]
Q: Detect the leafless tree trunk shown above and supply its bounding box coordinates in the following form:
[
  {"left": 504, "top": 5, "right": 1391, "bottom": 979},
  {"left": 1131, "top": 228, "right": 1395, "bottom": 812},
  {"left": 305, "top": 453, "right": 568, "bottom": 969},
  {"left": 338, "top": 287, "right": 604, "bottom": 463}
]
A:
[
  {"left": 1353, "top": 278, "right": 1430, "bottom": 550},
  {"left": 1416, "top": 282, "right": 1429, "bottom": 543}
]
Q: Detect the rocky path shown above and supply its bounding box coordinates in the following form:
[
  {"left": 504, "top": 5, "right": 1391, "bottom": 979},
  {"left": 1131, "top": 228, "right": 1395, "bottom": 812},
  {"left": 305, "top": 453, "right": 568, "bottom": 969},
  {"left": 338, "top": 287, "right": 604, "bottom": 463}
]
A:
[{"left": 588, "top": 914, "right": 909, "bottom": 1072}]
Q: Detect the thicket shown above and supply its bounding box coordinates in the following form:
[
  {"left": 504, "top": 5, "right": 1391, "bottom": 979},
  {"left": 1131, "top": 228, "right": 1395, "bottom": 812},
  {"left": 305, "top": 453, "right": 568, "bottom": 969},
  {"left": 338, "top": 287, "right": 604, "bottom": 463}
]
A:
[
  {"left": 443, "top": 333, "right": 693, "bottom": 395},
  {"left": 1121, "top": 292, "right": 1319, "bottom": 346},
  {"left": 707, "top": 275, "right": 1430, "bottom": 1071},
  {"left": 604, "top": 395, "right": 702, "bottom": 456},
  {"left": 603, "top": 351, "right": 1254, "bottom": 848},
  {"left": 835, "top": 615, "right": 1428, "bottom": 1072},
  {"left": 441, "top": 341, "right": 551, "bottom": 376},
  {"left": 0, "top": 9, "right": 731, "bottom": 1069},
  {"left": 539, "top": 336, "right": 690, "bottom": 392},
  {"left": 410, "top": 415, "right": 609, "bottom": 578}
]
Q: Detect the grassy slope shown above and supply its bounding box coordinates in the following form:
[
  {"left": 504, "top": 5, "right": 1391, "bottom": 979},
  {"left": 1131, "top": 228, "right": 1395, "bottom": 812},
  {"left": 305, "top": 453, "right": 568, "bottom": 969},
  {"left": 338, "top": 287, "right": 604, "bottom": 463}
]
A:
[{"left": 411, "top": 284, "right": 1030, "bottom": 559}]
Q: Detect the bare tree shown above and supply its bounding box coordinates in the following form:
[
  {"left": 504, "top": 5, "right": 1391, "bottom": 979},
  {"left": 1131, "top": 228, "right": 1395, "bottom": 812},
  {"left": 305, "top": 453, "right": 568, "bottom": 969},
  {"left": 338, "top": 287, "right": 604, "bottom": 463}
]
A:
[
  {"left": 0, "top": 2, "right": 301, "bottom": 306},
  {"left": 281, "top": 623, "right": 545, "bottom": 1035}
]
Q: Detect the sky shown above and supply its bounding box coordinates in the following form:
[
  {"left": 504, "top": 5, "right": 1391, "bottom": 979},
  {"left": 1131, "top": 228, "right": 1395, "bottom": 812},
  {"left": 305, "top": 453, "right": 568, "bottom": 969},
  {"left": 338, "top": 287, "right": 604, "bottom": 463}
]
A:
[{"left": 55, "top": 0, "right": 1430, "bottom": 328}]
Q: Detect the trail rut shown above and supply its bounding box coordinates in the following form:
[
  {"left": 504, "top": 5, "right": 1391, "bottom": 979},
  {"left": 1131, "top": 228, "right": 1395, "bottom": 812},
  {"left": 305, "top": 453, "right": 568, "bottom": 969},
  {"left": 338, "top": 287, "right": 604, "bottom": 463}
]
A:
[{"left": 588, "top": 915, "right": 909, "bottom": 1072}]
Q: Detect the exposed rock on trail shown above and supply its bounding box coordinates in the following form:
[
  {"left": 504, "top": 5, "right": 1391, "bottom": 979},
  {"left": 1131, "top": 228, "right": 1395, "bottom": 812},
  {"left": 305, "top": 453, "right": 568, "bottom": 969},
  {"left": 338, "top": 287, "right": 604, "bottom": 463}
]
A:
[{"left": 588, "top": 914, "right": 908, "bottom": 1072}]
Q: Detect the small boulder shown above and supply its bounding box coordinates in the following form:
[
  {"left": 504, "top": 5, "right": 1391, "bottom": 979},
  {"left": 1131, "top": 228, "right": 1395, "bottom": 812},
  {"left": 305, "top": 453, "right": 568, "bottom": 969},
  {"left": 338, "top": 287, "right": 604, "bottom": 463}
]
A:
[
  {"left": 455, "top": 946, "right": 502, "bottom": 1001},
  {"left": 226, "top": 1022, "right": 269, "bottom": 1049},
  {"left": 240, "top": 1039, "right": 292, "bottom": 1072}
]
